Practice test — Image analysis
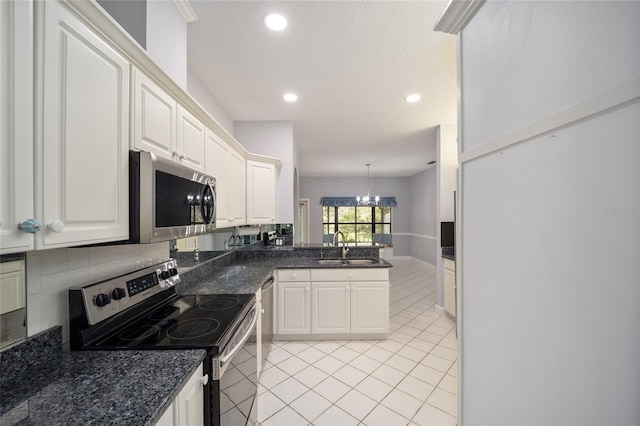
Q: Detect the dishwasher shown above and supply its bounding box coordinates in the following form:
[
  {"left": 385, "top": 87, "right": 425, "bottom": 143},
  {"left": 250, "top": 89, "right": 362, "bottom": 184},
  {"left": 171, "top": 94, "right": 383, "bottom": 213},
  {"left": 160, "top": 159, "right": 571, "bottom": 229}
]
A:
[{"left": 259, "top": 276, "right": 274, "bottom": 373}]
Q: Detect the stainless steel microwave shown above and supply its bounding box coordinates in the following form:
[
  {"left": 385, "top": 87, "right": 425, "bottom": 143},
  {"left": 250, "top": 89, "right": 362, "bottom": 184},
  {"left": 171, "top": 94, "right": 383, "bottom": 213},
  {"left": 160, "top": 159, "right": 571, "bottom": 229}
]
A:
[{"left": 129, "top": 151, "right": 216, "bottom": 243}]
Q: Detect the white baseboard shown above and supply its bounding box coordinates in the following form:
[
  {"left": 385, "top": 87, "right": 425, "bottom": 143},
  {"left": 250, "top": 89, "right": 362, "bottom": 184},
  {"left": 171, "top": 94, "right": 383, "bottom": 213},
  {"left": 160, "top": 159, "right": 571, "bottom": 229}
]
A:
[
  {"left": 385, "top": 255, "right": 437, "bottom": 270},
  {"left": 435, "top": 304, "right": 446, "bottom": 315},
  {"left": 410, "top": 257, "right": 437, "bottom": 269},
  {"left": 389, "top": 255, "right": 412, "bottom": 260}
]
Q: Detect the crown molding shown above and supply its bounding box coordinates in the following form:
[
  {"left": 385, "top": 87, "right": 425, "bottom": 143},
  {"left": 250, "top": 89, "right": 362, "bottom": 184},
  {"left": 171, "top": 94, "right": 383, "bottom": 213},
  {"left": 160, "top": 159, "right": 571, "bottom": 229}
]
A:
[
  {"left": 434, "top": 0, "right": 485, "bottom": 34},
  {"left": 173, "top": 0, "right": 198, "bottom": 23}
]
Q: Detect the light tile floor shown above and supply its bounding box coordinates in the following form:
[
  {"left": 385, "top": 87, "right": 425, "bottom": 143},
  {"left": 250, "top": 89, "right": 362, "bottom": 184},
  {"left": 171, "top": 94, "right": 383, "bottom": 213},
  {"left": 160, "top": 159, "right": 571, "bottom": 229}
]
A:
[{"left": 256, "top": 260, "right": 458, "bottom": 425}]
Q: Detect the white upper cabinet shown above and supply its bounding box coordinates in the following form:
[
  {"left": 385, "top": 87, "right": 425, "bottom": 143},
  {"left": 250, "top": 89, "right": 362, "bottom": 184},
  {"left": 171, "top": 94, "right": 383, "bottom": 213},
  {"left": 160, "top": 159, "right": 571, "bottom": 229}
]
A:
[
  {"left": 246, "top": 160, "right": 276, "bottom": 225},
  {"left": 205, "top": 130, "right": 246, "bottom": 229},
  {"left": 0, "top": 1, "right": 34, "bottom": 254},
  {"left": 229, "top": 150, "right": 246, "bottom": 225},
  {"left": 132, "top": 68, "right": 176, "bottom": 161},
  {"left": 38, "top": 0, "right": 130, "bottom": 248},
  {"left": 205, "top": 129, "right": 230, "bottom": 227},
  {"left": 132, "top": 68, "right": 205, "bottom": 172},
  {"left": 176, "top": 106, "right": 205, "bottom": 172}
]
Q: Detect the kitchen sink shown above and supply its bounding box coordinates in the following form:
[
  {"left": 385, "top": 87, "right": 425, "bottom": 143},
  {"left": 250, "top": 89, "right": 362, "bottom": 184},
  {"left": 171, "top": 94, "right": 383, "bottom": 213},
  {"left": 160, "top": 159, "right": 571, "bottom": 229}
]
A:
[
  {"left": 345, "top": 258, "right": 379, "bottom": 265},
  {"left": 315, "top": 258, "right": 345, "bottom": 265},
  {"left": 315, "top": 258, "right": 380, "bottom": 266}
]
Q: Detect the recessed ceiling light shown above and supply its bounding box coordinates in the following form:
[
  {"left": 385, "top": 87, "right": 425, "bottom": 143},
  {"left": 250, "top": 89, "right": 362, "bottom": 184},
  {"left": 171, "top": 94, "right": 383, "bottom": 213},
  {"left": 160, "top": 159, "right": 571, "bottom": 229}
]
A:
[
  {"left": 405, "top": 94, "right": 421, "bottom": 103},
  {"left": 283, "top": 93, "right": 298, "bottom": 102},
  {"left": 264, "top": 13, "right": 287, "bottom": 31}
]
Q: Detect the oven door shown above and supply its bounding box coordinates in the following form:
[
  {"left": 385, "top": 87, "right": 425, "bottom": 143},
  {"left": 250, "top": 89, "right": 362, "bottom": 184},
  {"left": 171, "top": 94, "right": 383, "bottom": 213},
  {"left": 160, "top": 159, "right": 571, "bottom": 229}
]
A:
[{"left": 210, "top": 304, "right": 258, "bottom": 426}]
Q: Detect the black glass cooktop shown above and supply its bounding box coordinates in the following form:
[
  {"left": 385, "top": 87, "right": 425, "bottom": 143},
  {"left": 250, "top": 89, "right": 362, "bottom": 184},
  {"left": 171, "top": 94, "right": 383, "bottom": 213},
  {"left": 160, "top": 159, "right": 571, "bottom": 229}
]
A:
[{"left": 92, "top": 294, "right": 255, "bottom": 355}]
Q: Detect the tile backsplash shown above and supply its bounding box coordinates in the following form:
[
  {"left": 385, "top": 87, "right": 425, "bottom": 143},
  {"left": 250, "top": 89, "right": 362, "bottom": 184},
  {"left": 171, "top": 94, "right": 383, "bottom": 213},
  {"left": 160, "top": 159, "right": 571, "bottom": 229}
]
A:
[{"left": 26, "top": 242, "right": 169, "bottom": 343}]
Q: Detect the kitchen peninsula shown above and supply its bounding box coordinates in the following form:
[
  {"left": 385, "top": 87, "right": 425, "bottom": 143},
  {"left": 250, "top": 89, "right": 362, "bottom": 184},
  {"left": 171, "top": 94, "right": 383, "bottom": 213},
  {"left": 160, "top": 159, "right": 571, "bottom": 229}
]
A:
[{"left": 0, "top": 246, "right": 391, "bottom": 425}]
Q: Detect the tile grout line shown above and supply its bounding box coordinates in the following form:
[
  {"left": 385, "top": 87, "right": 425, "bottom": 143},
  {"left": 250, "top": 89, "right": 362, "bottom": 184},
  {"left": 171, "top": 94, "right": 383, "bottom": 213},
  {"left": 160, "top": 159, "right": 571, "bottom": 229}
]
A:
[{"left": 257, "top": 260, "right": 457, "bottom": 425}]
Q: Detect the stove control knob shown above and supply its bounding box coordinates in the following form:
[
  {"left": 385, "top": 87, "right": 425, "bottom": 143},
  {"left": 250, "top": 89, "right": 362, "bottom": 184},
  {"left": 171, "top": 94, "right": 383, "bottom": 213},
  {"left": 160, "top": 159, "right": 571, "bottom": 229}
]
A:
[
  {"left": 112, "top": 288, "right": 126, "bottom": 300},
  {"left": 95, "top": 293, "right": 111, "bottom": 307},
  {"left": 161, "top": 269, "right": 171, "bottom": 280},
  {"left": 170, "top": 268, "right": 178, "bottom": 277}
]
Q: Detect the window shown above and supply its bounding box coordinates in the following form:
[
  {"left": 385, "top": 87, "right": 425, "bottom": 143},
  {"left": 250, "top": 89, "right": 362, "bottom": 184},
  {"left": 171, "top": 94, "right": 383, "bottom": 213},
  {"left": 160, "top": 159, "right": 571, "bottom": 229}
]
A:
[{"left": 323, "top": 206, "right": 391, "bottom": 246}]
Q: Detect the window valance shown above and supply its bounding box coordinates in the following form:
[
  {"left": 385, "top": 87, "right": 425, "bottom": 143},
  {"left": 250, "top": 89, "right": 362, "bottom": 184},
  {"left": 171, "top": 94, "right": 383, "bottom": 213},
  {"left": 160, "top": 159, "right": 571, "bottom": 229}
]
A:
[{"left": 320, "top": 197, "right": 397, "bottom": 207}]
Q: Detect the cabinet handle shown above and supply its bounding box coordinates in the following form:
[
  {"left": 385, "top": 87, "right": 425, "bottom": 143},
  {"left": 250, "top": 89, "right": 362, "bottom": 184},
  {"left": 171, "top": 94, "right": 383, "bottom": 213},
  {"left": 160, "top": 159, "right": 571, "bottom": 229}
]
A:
[
  {"left": 200, "top": 374, "right": 209, "bottom": 386},
  {"left": 18, "top": 219, "right": 41, "bottom": 234},
  {"left": 180, "top": 153, "right": 186, "bottom": 160},
  {"left": 172, "top": 150, "right": 179, "bottom": 157},
  {"left": 48, "top": 220, "right": 64, "bottom": 233}
]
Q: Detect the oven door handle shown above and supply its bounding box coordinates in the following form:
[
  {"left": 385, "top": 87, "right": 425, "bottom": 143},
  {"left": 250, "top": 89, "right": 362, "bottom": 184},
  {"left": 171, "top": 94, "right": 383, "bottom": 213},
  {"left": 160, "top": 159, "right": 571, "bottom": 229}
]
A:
[{"left": 219, "top": 306, "right": 258, "bottom": 368}]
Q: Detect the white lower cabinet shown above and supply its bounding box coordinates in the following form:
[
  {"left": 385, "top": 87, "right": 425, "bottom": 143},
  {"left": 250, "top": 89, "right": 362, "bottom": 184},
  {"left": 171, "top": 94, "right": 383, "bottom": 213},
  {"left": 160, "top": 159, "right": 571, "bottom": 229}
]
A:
[
  {"left": 351, "top": 281, "right": 389, "bottom": 334},
  {"left": 276, "top": 268, "right": 389, "bottom": 338},
  {"left": 444, "top": 258, "right": 456, "bottom": 317},
  {"left": 277, "top": 281, "right": 311, "bottom": 335},
  {"left": 156, "top": 363, "right": 206, "bottom": 426},
  {"left": 312, "top": 282, "right": 350, "bottom": 334}
]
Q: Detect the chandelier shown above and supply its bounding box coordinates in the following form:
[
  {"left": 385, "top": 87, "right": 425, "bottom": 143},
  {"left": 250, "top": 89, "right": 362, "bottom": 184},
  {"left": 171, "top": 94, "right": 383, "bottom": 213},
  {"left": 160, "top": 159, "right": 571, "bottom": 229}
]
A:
[{"left": 356, "top": 163, "right": 380, "bottom": 206}]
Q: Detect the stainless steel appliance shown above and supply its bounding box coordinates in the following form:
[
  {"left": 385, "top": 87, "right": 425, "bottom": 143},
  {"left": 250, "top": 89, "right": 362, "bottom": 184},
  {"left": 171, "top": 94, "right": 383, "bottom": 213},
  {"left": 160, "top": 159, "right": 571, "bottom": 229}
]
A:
[
  {"left": 68, "top": 261, "right": 257, "bottom": 426},
  {"left": 129, "top": 151, "right": 216, "bottom": 243},
  {"left": 259, "top": 276, "right": 273, "bottom": 371}
]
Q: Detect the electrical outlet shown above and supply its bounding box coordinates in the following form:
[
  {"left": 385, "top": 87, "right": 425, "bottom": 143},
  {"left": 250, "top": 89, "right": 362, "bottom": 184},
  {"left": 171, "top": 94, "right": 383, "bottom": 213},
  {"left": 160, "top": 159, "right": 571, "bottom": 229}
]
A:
[{"left": 176, "top": 237, "right": 198, "bottom": 251}]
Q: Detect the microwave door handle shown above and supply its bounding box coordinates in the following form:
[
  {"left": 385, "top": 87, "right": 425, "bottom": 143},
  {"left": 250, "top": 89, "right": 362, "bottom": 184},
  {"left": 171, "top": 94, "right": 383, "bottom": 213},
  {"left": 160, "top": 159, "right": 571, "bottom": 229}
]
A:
[
  {"left": 219, "top": 306, "right": 258, "bottom": 370},
  {"left": 200, "top": 179, "right": 216, "bottom": 225}
]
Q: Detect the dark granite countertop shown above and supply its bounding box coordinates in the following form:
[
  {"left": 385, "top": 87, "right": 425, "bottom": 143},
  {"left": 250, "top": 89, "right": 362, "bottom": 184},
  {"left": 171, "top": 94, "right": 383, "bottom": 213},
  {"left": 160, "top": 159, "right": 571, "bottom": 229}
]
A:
[
  {"left": 0, "top": 327, "right": 206, "bottom": 426},
  {"left": 177, "top": 247, "right": 393, "bottom": 295},
  {"left": 1, "top": 247, "right": 390, "bottom": 426}
]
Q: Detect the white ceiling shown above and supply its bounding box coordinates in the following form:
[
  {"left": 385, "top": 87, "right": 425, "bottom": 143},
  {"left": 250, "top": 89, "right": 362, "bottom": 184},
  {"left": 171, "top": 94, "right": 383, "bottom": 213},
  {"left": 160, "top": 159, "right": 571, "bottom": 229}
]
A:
[{"left": 187, "top": 1, "right": 457, "bottom": 177}]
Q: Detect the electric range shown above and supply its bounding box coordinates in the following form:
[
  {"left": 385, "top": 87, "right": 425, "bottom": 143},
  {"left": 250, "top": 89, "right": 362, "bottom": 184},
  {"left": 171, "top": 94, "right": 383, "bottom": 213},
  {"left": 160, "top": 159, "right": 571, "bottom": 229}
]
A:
[{"left": 68, "top": 260, "right": 258, "bottom": 426}]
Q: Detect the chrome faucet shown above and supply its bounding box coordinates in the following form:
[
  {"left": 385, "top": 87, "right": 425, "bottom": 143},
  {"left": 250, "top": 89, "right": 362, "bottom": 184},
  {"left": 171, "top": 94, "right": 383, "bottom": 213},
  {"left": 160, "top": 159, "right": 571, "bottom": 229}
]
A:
[{"left": 333, "top": 231, "right": 350, "bottom": 259}]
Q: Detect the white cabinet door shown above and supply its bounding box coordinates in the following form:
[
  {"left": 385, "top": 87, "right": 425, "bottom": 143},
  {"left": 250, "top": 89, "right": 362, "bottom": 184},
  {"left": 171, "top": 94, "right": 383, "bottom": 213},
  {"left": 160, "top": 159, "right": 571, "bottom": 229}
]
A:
[
  {"left": 156, "top": 363, "right": 205, "bottom": 426},
  {"left": 277, "top": 282, "right": 310, "bottom": 334},
  {"left": 229, "top": 150, "right": 246, "bottom": 225},
  {"left": 204, "top": 130, "right": 245, "bottom": 228},
  {"left": 177, "top": 363, "right": 205, "bottom": 426},
  {"left": 0, "top": 1, "right": 34, "bottom": 254},
  {"left": 40, "top": 0, "right": 129, "bottom": 248},
  {"left": 133, "top": 71, "right": 205, "bottom": 172},
  {"left": 177, "top": 106, "right": 205, "bottom": 172},
  {"left": 444, "top": 268, "right": 456, "bottom": 317},
  {"left": 351, "top": 282, "right": 389, "bottom": 334},
  {"left": 155, "top": 402, "right": 177, "bottom": 426},
  {"left": 311, "top": 282, "right": 350, "bottom": 334},
  {"left": 204, "top": 129, "right": 230, "bottom": 227},
  {"left": 0, "top": 261, "right": 24, "bottom": 315},
  {"left": 132, "top": 68, "right": 176, "bottom": 161},
  {"left": 246, "top": 160, "right": 276, "bottom": 225}
]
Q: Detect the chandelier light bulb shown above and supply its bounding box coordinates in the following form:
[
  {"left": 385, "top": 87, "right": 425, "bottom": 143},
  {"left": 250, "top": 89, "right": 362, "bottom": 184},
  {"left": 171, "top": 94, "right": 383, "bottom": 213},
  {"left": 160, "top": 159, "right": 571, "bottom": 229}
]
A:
[{"left": 356, "top": 163, "right": 380, "bottom": 206}]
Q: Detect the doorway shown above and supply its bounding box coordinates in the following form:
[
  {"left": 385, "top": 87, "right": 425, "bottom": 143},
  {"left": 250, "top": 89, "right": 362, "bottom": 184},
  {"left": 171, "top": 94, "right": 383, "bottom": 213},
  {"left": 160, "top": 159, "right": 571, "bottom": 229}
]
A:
[{"left": 297, "top": 199, "right": 309, "bottom": 245}]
